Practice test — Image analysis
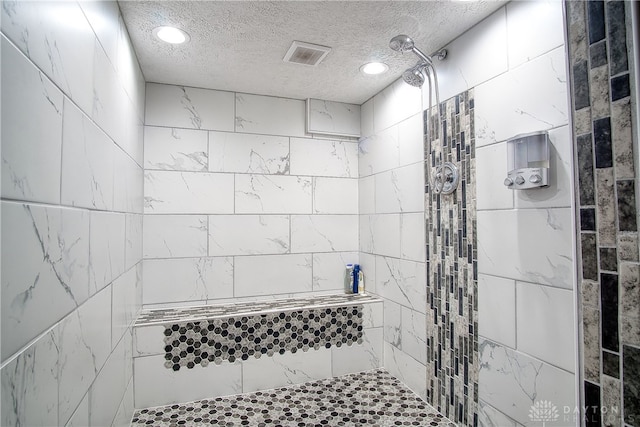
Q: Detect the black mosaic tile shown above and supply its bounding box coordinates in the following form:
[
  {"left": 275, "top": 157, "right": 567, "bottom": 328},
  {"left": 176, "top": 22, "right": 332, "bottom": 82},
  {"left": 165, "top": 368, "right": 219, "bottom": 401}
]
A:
[
  {"left": 590, "top": 40, "right": 608, "bottom": 69},
  {"left": 599, "top": 247, "right": 618, "bottom": 272},
  {"left": 587, "top": 1, "right": 606, "bottom": 45},
  {"left": 581, "top": 208, "right": 597, "bottom": 231},
  {"left": 574, "top": 61, "right": 591, "bottom": 110},
  {"left": 584, "top": 380, "right": 602, "bottom": 427},
  {"left": 594, "top": 117, "right": 613, "bottom": 168},
  {"left": 577, "top": 134, "right": 596, "bottom": 205},
  {"left": 163, "top": 306, "right": 363, "bottom": 370},
  {"left": 131, "top": 369, "right": 456, "bottom": 427},
  {"left": 623, "top": 345, "right": 640, "bottom": 425},
  {"left": 582, "top": 233, "right": 599, "bottom": 281},
  {"left": 611, "top": 73, "right": 630, "bottom": 102},
  {"left": 607, "top": 0, "right": 629, "bottom": 76},
  {"left": 602, "top": 350, "right": 620, "bottom": 378},
  {"left": 600, "top": 273, "right": 619, "bottom": 352},
  {"left": 616, "top": 180, "right": 638, "bottom": 231}
]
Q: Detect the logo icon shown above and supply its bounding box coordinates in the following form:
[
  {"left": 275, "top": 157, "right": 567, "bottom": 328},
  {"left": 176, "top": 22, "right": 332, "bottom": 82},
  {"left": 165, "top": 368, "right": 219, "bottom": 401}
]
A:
[{"left": 529, "top": 400, "right": 559, "bottom": 426}]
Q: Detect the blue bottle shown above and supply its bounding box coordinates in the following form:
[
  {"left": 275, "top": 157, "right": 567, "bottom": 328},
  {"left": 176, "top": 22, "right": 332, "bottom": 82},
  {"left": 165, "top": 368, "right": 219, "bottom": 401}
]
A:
[{"left": 353, "top": 264, "right": 360, "bottom": 294}]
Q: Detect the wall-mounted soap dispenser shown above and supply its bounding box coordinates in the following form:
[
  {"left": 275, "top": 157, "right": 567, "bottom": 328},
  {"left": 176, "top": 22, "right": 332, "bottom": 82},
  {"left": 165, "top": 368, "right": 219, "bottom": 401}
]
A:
[{"left": 503, "top": 131, "right": 550, "bottom": 190}]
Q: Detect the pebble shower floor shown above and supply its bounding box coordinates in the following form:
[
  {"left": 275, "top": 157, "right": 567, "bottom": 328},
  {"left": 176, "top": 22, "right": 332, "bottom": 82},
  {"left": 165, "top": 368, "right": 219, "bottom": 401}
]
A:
[{"left": 130, "top": 369, "right": 455, "bottom": 426}]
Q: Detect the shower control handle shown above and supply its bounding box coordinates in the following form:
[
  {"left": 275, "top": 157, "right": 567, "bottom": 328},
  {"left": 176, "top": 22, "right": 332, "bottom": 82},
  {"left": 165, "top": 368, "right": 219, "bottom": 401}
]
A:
[{"left": 431, "top": 162, "right": 459, "bottom": 195}]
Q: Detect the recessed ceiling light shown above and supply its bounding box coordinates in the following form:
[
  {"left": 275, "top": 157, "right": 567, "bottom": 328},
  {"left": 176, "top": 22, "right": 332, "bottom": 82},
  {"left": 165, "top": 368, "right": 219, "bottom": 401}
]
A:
[
  {"left": 360, "top": 62, "right": 389, "bottom": 75},
  {"left": 153, "top": 26, "right": 190, "bottom": 44}
]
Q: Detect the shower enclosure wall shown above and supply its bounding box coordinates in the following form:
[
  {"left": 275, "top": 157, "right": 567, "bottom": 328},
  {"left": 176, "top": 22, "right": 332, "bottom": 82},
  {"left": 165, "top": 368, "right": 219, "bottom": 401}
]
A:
[{"left": 362, "top": 1, "right": 578, "bottom": 425}]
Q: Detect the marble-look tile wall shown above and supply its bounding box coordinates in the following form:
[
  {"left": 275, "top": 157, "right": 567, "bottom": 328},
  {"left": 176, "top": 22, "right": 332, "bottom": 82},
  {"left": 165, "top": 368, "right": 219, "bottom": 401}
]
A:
[
  {"left": 1, "top": 1, "right": 144, "bottom": 426},
  {"left": 359, "top": 78, "right": 428, "bottom": 398},
  {"left": 427, "top": 2, "right": 577, "bottom": 426},
  {"left": 567, "top": 1, "right": 640, "bottom": 426},
  {"left": 143, "top": 84, "right": 359, "bottom": 307}
]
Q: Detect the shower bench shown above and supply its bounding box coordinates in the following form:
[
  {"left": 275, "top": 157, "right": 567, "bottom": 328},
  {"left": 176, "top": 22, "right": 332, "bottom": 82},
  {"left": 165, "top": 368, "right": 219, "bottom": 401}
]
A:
[{"left": 132, "top": 293, "right": 383, "bottom": 409}]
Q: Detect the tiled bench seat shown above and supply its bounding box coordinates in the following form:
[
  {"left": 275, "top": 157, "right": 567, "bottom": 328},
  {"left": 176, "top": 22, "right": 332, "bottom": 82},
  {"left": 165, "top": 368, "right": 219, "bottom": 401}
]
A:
[{"left": 133, "top": 293, "right": 383, "bottom": 409}]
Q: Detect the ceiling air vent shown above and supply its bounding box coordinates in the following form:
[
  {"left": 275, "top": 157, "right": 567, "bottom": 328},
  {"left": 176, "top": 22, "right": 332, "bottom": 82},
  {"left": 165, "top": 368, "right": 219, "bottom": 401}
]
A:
[{"left": 283, "top": 41, "right": 331, "bottom": 66}]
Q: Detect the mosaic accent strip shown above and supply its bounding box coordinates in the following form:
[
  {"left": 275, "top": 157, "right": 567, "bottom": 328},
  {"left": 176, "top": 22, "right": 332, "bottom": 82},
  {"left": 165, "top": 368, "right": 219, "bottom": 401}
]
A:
[
  {"left": 136, "top": 293, "right": 380, "bottom": 326},
  {"left": 567, "top": 0, "right": 640, "bottom": 425},
  {"left": 164, "top": 306, "right": 363, "bottom": 370},
  {"left": 424, "top": 90, "right": 478, "bottom": 426},
  {"left": 131, "top": 368, "right": 457, "bottom": 427}
]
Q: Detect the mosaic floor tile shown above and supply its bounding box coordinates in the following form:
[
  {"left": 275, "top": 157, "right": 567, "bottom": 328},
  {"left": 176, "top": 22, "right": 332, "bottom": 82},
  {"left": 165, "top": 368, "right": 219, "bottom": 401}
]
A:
[{"left": 130, "top": 369, "right": 455, "bottom": 427}]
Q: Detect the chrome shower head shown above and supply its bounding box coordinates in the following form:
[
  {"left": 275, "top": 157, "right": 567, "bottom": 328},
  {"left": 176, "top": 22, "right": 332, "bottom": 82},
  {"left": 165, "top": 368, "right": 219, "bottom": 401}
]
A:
[
  {"left": 402, "top": 65, "right": 426, "bottom": 87},
  {"left": 389, "top": 34, "right": 415, "bottom": 52}
]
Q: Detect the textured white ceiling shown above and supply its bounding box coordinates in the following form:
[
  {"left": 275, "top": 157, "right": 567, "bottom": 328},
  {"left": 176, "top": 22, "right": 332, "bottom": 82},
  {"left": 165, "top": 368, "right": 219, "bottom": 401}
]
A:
[{"left": 118, "top": 1, "right": 506, "bottom": 105}]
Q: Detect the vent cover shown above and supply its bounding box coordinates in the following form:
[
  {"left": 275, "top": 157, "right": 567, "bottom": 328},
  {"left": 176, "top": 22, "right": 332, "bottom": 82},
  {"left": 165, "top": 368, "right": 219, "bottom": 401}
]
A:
[{"left": 283, "top": 41, "right": 331, "bottom": 66}]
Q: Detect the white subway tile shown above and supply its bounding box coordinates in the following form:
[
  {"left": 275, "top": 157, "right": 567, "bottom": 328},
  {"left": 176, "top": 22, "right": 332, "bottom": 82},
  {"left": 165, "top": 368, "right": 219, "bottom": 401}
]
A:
[
  {"left": 1, "top": 202, "right": 90, "bottom": 361},
  {"left": 89, "top": 211, "right": 126, "bottom": 294},
  {"left": 516, "top": 282, "right": 576, "bottom": 372},
  {"left": 479, "top": 339, "right": 576, "bottom": 426},
  {"left": 143, "top": 215, "right": 208, "bottom": 259},
  {"left": 235, "top": 93, "right": 306, "bottom": 137},
  {"left": 307, "top": 99, "right": 361, "bottom": 137},
  {"left": 375, "top": 257, "right": 426, "bottom": 313},
  {"left": 373, "top": 79, "right": 422, "bottom": 132},
  {"left": 506, "top": 0, "right": 565, "bottom": 69},
  {"left": 234, "top": 254, "right": 312, "bottom": 297},
  {"left": 358, "top": 125, "right": 399, "bottom": 177},
  {"left": 401, "top": 307, "right": 427, "bottom": 364},
  {"left": 291, "top": 215, "right": 359, "bottom": 253},
  {"left": 375, "top": 162, "right": 424, "bottom": 214},
  {"left": 383, "top": 342, "right": 427, "bottom": 400},
  {"left": 475, "top": 46, "right": 568, "bottom": 147},
  {"left": 478, "top": 274, "right": 516, "bottom": 348},
  {"left": 398, "top": 113, "right": 425, "bottom": 167},
  {"left": 1, "top": 37, "right": 63, "bottom": 205},
  {"left": 0, "top": 331, "right": 58, "bottom": 427},
  {"left": 290, "top": 137, "right": 357, "bottom": 177},
  {"left": 312, "top": 252, "right": 359, "bottom": 293},
  {"left": 400, "top": 213, "right": 426, "bottom": 262},
  {"left": 477, "top": 208, "right": 574, "bottom": 289},
  {"left": 242, "top": 348, "right": 332, "bottom": 393},
  {"left": 134, "top": 355, "right": 242, "bottom": 408},
  {"left": 1, "top": 1, "right": 96, "bottom": 114},
  {"left": 143, "top": 257, "right": 233, "bottom": 305},
  {"left": 209, "top": 131, "right": 289, "bottom": 174},
  {"left": 476, "top": 142, "right": 514, "bottom": 211},
  {"left": 235, "top": 174, "right": 312, "bottom": 214},
  {"left": 144, "top": 126, "right": 208, "bottom": 171},
  {"left": 145, "top": 83, "right": 235, "bottom": 131},
  {"left": 331, "top": 328, "right": 383, "bottom": 376},
  {"left": 313, "top": 177, "right": 358, "bottom": 214},
  {"left": 58, "top": 287, "right": 112, "bottom": 426},
  {"left": 358, "top": 176, "right": 375, "bottom": 214},
  {"left": 432, "top": 7, "right": 508, "bottom": 103},
  {"left": 209, "top": 215, "right": 290, "bottom": 256},
  {"left": 370, "top": 214, "right": 401, "bottom": 258},
  {"left": 144, "top": 171, "right": 234, "bottom": 214}
]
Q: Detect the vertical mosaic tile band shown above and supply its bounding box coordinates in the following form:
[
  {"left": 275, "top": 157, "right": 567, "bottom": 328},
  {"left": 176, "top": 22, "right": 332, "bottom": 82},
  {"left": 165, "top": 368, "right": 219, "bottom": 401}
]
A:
[
  {"left": 566, "top": 0, "right": 640, "bottom": 426},
  {"left": 424, "top": 90, "right": 478, "bottom": 426},
  {"left": 163, "top": 306, "right": 363, "bottom": 370}
]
